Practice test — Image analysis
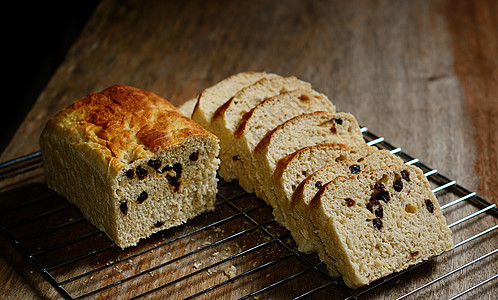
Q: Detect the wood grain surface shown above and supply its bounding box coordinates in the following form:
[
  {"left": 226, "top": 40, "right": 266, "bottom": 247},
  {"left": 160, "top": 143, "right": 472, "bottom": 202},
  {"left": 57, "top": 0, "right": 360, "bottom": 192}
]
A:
[{"left": 1, "top": 0, "right": 496, "bottom": 299}]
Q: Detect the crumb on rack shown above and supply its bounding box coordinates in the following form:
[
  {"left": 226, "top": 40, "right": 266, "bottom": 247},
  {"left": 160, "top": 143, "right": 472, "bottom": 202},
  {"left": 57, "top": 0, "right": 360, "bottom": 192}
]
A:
[{"left": 224, "top": 265, "right": 236, "bottom": 279}]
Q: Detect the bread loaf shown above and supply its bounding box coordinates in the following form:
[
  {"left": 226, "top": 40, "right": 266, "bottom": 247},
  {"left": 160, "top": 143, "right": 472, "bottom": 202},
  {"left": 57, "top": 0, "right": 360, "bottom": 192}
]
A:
[
  {"left": 188, "top": 72, "right": 454, "bottom": 289},
  {"left": 310, "top": 164, "right": 454, "bottom": 288},
  {"left": 40, "top": 85, "right": 220, "bottom": 248}
]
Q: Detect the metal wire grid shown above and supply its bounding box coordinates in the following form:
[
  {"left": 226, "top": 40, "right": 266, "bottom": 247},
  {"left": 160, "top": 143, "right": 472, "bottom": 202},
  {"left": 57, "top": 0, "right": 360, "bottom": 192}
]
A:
[{"left": 0, "top": 128, "right": 496, "bottom": 299}]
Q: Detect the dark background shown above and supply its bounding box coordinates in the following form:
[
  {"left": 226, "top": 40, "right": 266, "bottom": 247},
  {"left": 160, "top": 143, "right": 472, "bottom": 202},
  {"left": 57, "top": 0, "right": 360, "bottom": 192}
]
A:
[{"left": 2, "top": 1, "right": 100, "bottom": 157}]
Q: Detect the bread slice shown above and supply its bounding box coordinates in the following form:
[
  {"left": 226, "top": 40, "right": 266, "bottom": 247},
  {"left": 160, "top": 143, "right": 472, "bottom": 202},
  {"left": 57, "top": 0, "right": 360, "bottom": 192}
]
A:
[
  {"left": 272, "top": 143, "right": 377, "bottom": 249},
  {"left": 40, "top": 85, "right": 220, "bottom": 249},
  {"left": 178, "top": 97, "right": 197, "bottom": 117},
  {"left": 210, "top": 76, "right": 313, "bottom": 185},
  {"left": 289, "top": 149, "right": 404, "bottom": 254},
  {"left": 230, "top": 89, "right": 336, "bottom": 192},
  {"left": 253, "top": 111, "right": 367, "bottom": 223},
  {"left": 310, "top": 164, "right": 454, "bottom": 288},
  {"left": 191, "top": 71, "right": 280, "bottom": 130}
]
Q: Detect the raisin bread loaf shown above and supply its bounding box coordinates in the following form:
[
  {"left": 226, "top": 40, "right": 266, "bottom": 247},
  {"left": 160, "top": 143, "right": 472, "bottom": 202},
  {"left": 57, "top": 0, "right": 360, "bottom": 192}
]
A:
[
  {"left": 40, "top": 85, "right": 220, "bottom": 249},
  {"left": 231, "top": 89, "right": 336, "bottom": 193},
  {"left": 253, "top": 111, "right": 366, "bottom": 222},
  {"left": 310, "top": 164, "right": 454, "bottom": 288},
  {"left": 289, "top": 149, "right": 404, "bottom": 254},
  {"left": 210, "top": 76, "right": 313, "bottom": 186}
]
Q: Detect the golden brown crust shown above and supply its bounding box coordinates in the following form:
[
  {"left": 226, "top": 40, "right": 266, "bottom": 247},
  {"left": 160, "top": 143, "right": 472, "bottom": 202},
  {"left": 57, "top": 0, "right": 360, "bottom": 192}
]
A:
[
  {"left": 233, "top": 107, "right": 255, "bottom": 138},
  {"left": 44, "top": 85, "right": 215, "bottom": 166},
  {"left": 212, "top": 96, "right": 233, "bottom": 121}
]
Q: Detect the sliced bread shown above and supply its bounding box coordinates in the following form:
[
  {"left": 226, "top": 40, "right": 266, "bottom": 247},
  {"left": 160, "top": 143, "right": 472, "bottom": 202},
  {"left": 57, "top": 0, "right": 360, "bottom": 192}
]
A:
[
  {"left": 210, "top": 76, "right": 313, "bottom": 185},
  {"left": 231, "top": 89, "right": 336, "bottom": 192},
  {"left": 191, "top": 71, "right": 280, "bottom": 130},
  {"left": 289, "top": 149, "right": 404, "bottom": 254},
  {"left": 178, "top": 97, "right": 197, "bottom": 117},
  {"left": 271, "top": 143, "right": 377, "bottom": 247},
  {"left": 310, "top": 164, "right": 454, "bottom": 288},
  {"left": 253, "top": 111, "right": 367, "bottom": 223}
]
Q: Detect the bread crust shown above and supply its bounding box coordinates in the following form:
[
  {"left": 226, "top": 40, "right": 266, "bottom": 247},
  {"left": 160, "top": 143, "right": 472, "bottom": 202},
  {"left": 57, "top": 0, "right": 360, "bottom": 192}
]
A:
[{"left": 43, "top": 85, "right": 216, "bottom": 174}]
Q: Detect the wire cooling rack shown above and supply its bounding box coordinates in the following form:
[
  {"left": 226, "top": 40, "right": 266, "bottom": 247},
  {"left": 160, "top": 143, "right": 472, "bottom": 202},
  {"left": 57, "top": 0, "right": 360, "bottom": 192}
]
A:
[{"left": 0, "top": 128, "right": 497, "bottom": 299}]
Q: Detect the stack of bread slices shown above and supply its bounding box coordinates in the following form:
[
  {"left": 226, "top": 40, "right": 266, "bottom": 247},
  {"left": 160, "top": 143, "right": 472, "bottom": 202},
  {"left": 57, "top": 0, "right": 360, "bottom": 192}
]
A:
[{"left": 181, "top": 72, "right": 454, "bottom": 288}]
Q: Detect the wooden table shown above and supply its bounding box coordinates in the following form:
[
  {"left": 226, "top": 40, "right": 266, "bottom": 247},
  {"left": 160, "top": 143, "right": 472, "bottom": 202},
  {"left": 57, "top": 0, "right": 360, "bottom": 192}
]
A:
[{"left": 1, "top": 0, "right": 496, "bottom": 298}]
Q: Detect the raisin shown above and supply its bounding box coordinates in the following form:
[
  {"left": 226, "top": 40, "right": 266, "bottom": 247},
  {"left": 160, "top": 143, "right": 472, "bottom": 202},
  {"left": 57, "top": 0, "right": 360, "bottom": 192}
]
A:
[
  {"left": 136, "top": 166, "right": 148, "bottom": 180},
  {"left": 125, "top": 169, "right": 134, "bottom": 179},
  {"left": 375, "top": 191, "right": 390, "bottom": 203},
  {"left": 410, "top": 251, "right": 419, "bottom": 257},
  {"left": 232, "top": 155, "right": 240, "bottom": 161},
  {"left": 375, "top": 206, "right": 383, "bottom": 219},
  {"left": 162, "top": 165, "right": 173, "bottom": 172},
  {"left": 166, "top": 175, "right": 181, "bottom": 192},
  {"left": 167, "top": 174, "right": 178, "bottom": 187},
  {"left": 393, "top": 179, "right": 403, "bottom": 192},
  {"left": 334, "top": 118, "right": 343, "bottom": 125},
  {"left": 374, "top": 182, "right": 386, "bottom": 192},
  {"left": 137, "top": 191, "right": 148, "bottom": 203},
  {"left": 173, "top": 163, "right": 182, "bottom": 178},
  {"left": 174, "top": 181, "right": 181, "bottom": 192},
  {"left": 366, "top": 202, "right": 373, "bottom": 213},
  {"left": 372, "top": 218, "right": 383, "bottom": 230},
  {"left": 369, "top": 196, "right": 380, "bottom": 206},
  {"left": 401, "top": 170, "right": 410, "bottom": 181},
  {"left": 345, "top": 198, "right": 355, "bottom": 207},
  {"left": 120, "top": 200, "right": 128, "bottom": 215},
  {"left": 154, "top": 221, "right": 165, "bottom": 228},
  {"left": 315, "top": 181, "right": 323, "bottom": 189},
  {"left": 330, "top": 126, "right": 337, "bottom": 134},
  {"left": 425, "top": 199, "right": 434, "bottom": 213},
  {"left": 349, "top": 164, "right": 361, "bottom": 174},
  {"left": 147, "top": 159, "right": 162, "bottom": 170},
  {"left": 189, "top": 151, "right": 199, "bottom": 161}
]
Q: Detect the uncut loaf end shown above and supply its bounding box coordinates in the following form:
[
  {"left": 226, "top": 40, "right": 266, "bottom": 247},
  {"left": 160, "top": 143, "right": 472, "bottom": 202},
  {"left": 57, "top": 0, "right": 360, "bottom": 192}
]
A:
[{"left": 40, "top": 85, "right": 220, "bottom": 249}]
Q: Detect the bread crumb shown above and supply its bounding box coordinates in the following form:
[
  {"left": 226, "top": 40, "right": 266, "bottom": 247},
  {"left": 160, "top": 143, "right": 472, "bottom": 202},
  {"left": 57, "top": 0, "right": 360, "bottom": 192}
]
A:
[
  {"left": 212, "top": 251, "right": 219, "bottom": 257},
  {"left": 207, "top": 269, "right": 217, "bottom": 275},
  {"left": 193, "top": 261, "right": 202, "bottom": 269},
  {"left": 202, "top": 241, "right": 212, "bottom": 246},
  {"left": 224, "top": 266, "right": 236, "bottom": 279}
]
